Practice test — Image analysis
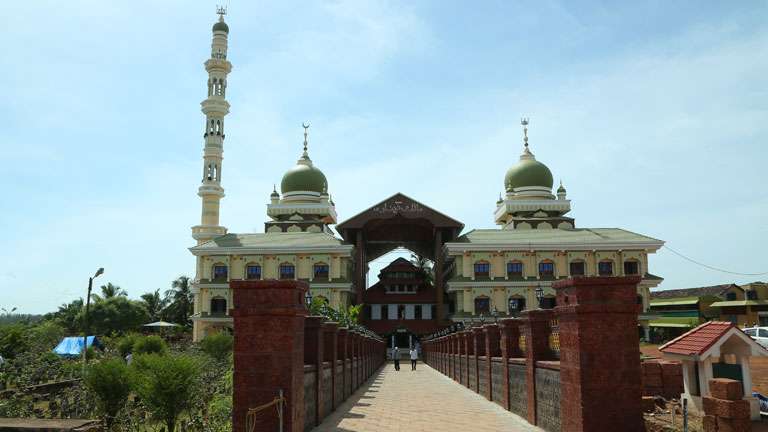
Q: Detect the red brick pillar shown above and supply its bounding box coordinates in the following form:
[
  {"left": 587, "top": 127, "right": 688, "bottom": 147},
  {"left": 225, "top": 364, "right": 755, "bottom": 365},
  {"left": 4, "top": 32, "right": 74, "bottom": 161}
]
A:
[
  {"left": 337, "top": 328, "right": 348, "bottom": 400},
  {"left": 448, "top": 334, "right": 455, "bottom": 379},
  {"left": 554, "top": 276, "right": 643, "bottom": 432},
  {"left": 520, "top": 308, "right": 555, "bottom": 426},
  {"left": 461, "top": 331, "right": 470, "bottom": 387},
  {"left": 231, "top": 280, "right": 307, "bottom": 432},
  {"left": 349, "top": 332, "right": 358, "bottom": 390},
  {"left": 304, "top": 316, "right": 324, "bottom": 427},
  {"left": 322, "top": 322, "right": 338, "bottom": 413},
  {"left": 499, "top": 318, "right": 521, "bottom": 411},
  {"left": 472, "top": 327, "right": 484, "bottom": 393},
  {"left": 356, "top": 333, "right": 364, "bottom": 386},
  {"left": 484, "top": 324, "right": 501, "bottom": 401}
]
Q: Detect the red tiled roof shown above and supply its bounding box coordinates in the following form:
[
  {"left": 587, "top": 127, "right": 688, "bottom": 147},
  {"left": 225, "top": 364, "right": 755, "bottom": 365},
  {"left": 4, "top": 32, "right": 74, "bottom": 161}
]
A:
[{"left": 659, "top": 321, "right": 735, "bottom": 356}]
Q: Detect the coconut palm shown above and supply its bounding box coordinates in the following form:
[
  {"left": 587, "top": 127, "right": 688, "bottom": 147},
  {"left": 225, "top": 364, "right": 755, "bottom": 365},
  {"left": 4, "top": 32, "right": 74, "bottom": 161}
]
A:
[
  {"left": 410, "top": 253, "right": 434, "bottom": 286},
  {"left": 140, "top": 289, "right": 169, "bottom": 322},
  {"left": 164, "top": 276, "right": 193, "bottom": 326},
  {"left": 91, "top": 282, "right": 127, "bottom": 302}
]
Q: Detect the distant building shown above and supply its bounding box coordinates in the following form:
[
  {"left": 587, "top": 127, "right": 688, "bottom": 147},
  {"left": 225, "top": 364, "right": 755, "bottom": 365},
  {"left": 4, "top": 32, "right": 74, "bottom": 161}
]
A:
[
  {"left": 710, "top": 282, "right": 768, "bottom": 327},
  {"left": 186, "top": 12, "right": 666, "bottom": 342}
]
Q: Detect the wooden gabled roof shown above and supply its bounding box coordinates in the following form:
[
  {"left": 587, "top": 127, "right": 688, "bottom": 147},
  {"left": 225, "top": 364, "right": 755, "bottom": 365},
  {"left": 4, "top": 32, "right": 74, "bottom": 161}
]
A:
[{"left": 337, "top": 193, "right": 464, "bottom": 231}]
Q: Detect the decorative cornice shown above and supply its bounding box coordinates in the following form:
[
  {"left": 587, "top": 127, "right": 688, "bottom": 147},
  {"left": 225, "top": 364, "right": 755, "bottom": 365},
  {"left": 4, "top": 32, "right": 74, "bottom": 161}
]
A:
[{"left": 190, "top": 244, "right": 354, "bottom": 256}]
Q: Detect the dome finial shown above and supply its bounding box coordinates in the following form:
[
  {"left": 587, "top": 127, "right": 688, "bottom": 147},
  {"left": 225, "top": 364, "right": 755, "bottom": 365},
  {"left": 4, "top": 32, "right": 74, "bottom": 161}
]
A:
[
  {"left": 216, "top": 5, "right": 227, "bottom": 21},
  {"left": 521, "top": 117, "right": 530, "bottom": 148},
  {"left": 302, "top": 122, "right": 310, "bottom": 158}
]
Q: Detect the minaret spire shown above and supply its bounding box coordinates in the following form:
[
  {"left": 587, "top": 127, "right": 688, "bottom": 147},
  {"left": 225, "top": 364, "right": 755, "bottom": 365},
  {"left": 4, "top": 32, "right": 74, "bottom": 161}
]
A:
[
  {"left": 192, "top": 9, "right": 233, "bottom": 244},
  {"left": 520, "top": 117, "right": 534, "bottom": 159}
]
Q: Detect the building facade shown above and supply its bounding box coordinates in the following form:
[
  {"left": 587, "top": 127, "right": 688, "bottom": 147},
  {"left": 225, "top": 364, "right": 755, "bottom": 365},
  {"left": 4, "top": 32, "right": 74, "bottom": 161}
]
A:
[{"left": 188, "top": 13, "right": 665, "bottom": 341}]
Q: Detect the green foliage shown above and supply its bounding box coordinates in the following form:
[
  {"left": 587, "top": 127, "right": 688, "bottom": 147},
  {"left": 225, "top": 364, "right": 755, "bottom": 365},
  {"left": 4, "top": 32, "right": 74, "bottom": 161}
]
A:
[
  {"left": 0, "top": 324, "right": 28, "bottom": 359},
  {"left": 84, "top": 359, "right": 131, "bottom": 427},
  {"left": 116, "top": 333, "right": 140, "bottom": 357},
  {"left": 132, "top": 335, "right": 167, "bottom": 356},
  {"left": 29, "top": 320, "right": 65, "bottom": 348},
  {"left": 48, "top": 298, "right": 84, "bottom": 334},
  {"left": 86, "top": 296, "right": 149, "bottom": 336},
  {"left": 200, "top": 332, "right": 233, "bottom": 361},
  {"left": 140, "top": 289, "right": 169, "bottom": 322},
  {"left": 91, "top": 282, "right": 127, "bottom": 303},
  {"left": 164, "top": 276, "right": 194, "bottom": 326},
  {"left": 309, "top": 299, "right": 362, "bottom": 328},
  {"left": 130, "top": 354, "right": 201, "bottom": 432}
]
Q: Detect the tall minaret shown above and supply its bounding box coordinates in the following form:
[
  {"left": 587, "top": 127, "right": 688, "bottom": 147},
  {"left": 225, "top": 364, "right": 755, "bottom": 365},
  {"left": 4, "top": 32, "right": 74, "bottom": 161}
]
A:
[{"left": 192, "top": 8, "right": 232, "bottom": 244}]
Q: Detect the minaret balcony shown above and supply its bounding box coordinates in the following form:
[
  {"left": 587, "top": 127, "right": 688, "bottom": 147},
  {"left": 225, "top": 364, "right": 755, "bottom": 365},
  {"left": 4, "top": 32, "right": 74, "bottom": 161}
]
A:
[
  {"left": 204, "top": 59, "right": 232, "bottom": 73},
  {"left": 198, "top": 184, "right": 225, "bottom": 197},
  {"left": 201, "top": 99, "right": 230, "bottom": 116}
]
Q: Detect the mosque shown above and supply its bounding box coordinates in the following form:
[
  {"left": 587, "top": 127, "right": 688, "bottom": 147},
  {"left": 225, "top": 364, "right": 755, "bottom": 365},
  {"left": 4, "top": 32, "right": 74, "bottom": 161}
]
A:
[{"left": 189, "top": 11, "right": 665, "bottom": 344}]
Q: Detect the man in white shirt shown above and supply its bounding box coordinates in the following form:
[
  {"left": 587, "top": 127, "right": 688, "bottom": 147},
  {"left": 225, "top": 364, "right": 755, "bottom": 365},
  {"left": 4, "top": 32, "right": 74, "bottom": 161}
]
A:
[{"left": 409, "top": 347, "right": 418, "bottom": 370}]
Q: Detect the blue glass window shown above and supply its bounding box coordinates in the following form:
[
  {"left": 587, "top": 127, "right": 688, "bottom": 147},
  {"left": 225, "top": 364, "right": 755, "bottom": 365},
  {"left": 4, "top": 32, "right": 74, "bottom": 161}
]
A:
[
  {"left": 213, "top": 265, "right": 228, "bottom": 280},
  {"left": 507, "top": 262, "right": 523, "bottom": 276},
  {"left": 598, "top": 261, "right": 613, "bottom": 276},
  {"left": 474, "top": 262, "right": 490, "bottom": 277},
  {"left": 279, "top": 264, "right": 295, "bottom": 280},
  {"left": 538, "top": 262, "right": 554, "bottom": 276},
  {"left": 314, "top": 264, "right": 329, "bottom": 279},
  {"left": 246, "top": 265, "right": 261, "bottom": 280}
]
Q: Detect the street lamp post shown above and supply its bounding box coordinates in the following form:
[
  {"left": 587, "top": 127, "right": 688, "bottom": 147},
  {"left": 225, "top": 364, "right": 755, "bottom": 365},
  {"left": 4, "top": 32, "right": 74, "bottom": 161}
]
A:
[
  {"left": 82, "top": 267, "right": 104, "bottom": 374},
  {"left": 535, "top": 285, "right": 544, "bottom": 309}
]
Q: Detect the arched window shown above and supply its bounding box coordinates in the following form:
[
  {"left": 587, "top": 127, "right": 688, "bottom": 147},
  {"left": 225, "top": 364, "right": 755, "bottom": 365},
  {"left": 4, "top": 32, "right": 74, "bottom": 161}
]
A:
[
  {"left": 212, "top": 264, "right": 228, "bottom": 281},
  {"left": 569, "top": 260, "right": 585, "bottom": 276},
  {"left": 507, "top": 261, "right": 523, "bottom": 277},
  {"left": 210, "top": 297, "right": 227, "bottom": 314},
  {"left": 313, "top": 262, "right": 329, "bottom": 280},
  {"left": 598, "top": 260, "right": 614, "bottom": 276},
  {"left": 474, "top": 296, "right": 490, "bottom": 315},
  {"left": 538, "top": 260, "right": 555, "bottom": 277},
  {"left": 623, "top": 259, "right": 641, "bottom": 275},
  {"left": 508, "top": 296, "right": 526, "bottom": 313},
  {"left": 474, "top": 261, "right": 490, "bottom": 278},
  {"left": 279, "top": 263, "right": 295, "bottom": 280},
  {"left": 245, "top": 264, "right": 261, "bottom": 280}
]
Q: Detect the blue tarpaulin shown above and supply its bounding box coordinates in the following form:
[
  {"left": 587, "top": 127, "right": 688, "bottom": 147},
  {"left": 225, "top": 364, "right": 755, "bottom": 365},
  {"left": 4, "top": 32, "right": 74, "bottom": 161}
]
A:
[{"left": 52, "top": 336, "right": 102, "bottom": 357}]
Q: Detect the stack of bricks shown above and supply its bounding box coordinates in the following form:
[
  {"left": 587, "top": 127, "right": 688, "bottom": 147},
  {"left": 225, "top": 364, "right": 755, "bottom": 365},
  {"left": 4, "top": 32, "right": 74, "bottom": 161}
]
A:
[
  {"left": 660, "top": 361, "right": 683, "bottom": 399},
  {"left": 703, "top": 378, "right": 751, "bottom": 432},
  {"left": 640, "top": 359, "right": 684, "bottom": 399},
  {"left": 641, "top": 361, "right": 664, "bottom": 397}
]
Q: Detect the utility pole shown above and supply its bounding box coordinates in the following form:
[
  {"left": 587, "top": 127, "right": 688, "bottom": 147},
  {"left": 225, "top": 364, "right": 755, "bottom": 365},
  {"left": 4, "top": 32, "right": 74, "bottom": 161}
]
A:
[{"left": 82, "top": 268, "right": 104, "bottom": 375}]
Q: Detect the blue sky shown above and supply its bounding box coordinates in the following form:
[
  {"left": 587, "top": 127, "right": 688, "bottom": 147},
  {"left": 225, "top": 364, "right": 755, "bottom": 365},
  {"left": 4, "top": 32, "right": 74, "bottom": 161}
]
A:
[{"left": 1, "top": 1, "right": 766, "bottom": 313}]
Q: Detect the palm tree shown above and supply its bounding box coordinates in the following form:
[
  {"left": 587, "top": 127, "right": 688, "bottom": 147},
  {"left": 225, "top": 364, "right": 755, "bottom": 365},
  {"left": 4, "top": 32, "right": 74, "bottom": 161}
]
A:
[
  {"left": 165, "top": 276, "right": 193, "bottom": 326},
  {"left": 140, "top": 289, "right": 168, "bottom": 322},
  {"left": 410, "top": 253, "right": 434, "bottom": 286},
  {"left": 91, "top": 282, "right": 127, "bottom": 302}
]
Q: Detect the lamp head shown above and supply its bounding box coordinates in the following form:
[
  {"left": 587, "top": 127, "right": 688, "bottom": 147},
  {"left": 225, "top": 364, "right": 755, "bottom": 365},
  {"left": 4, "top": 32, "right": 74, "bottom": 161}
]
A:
[{"left": 94, "top": 268, "right": 104, "bottom": 278}]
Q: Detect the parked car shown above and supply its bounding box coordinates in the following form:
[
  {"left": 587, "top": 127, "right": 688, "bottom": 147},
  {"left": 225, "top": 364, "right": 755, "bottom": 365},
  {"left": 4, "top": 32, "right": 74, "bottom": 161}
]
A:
[{"left": 743, "top": 326, "right": 768, "bottom": 348}]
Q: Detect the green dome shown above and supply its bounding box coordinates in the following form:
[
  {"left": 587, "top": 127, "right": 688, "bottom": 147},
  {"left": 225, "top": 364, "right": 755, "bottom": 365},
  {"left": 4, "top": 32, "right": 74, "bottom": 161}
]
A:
[
  {"left": 212, "top": 21, "right": 229, "bottom": 33},
  {"left": 504, "top": 157, "right": 554, "bottom": 191},
  {"left": 281, "top": 161, "right": 328, "bottom": 194}
]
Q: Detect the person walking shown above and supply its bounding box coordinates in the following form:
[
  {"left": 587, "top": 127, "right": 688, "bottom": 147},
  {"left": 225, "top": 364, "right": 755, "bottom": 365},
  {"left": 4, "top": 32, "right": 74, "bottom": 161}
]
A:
[
  {"left": 409, "top": 346, "right": 418, "bottom": 370},
  {"left": 392, "top": 347, "right": 400, "bottom": 371}
]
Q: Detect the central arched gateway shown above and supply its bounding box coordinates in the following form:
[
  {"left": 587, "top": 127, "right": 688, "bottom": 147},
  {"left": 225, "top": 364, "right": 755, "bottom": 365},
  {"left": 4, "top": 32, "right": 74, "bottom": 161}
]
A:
[{"left": 337, "top": 193, "right": 464, "bottom": 327}]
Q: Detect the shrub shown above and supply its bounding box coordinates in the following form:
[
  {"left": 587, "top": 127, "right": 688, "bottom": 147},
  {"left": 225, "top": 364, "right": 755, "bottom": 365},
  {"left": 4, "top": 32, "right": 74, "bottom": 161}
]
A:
[
  {"left": 132, "top": 336, "right": 167, "bottom": 356},
  {"left": 0, "top": 324, "right": 28, "bottom": 359},
  {"left": 116, "top": 333, "right": 140, "bottom": 357},
  {"left": 200, "top": 333, "right": 233, "bottom": 361},
  {"left": 130, "top": 354, "right": 201, "bottom": 432},
  {"left": 84, "top": 359, "right": 131, "bottom": 428}
]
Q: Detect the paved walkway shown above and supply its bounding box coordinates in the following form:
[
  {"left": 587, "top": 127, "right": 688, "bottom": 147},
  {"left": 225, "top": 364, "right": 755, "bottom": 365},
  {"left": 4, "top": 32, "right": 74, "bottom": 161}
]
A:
[{"left": 312, "top": 363, "right": 541, "bottom": 432}]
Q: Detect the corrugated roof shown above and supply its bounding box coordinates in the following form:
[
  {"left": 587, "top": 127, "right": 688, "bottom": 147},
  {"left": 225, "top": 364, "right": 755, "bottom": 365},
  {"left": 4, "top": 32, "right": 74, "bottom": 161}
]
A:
[
  {"left": 192, "top": 232, "right": 348, "bottom": 250},
  {"left": 659, "top": 321, "right": 734, "bottom": 356},
  {"left": 710, "top": 300, "right": 768, "bottom": 307},
  {"left": 453, "top": 228, "right": 663, "bottom": 245},
  {"left": 650, "top": 284, "right": 741, "bottom": 300}
]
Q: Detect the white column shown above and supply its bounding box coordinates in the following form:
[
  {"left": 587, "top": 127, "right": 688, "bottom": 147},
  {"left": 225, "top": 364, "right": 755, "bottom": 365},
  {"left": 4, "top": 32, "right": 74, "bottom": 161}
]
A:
[
  {"left": 740, "top": 355, "right": 753, "bottom": 398},
  {"left": 698, "top": 358, "right": 713, "bottom": 397}
]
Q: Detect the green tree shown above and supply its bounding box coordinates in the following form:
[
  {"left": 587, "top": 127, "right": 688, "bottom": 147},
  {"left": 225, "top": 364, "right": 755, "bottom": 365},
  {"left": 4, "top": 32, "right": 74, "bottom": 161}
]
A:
[
  {"left": 140, "top": 289, "right": 168, "bottom": 322},
  {"left": 164, "top": 276, "right": 193, "bottom": 326},
  {"left": 132, "top": 336, "right": 167, "bottom": 355},
  {"left": 116, "top": 333, "right": 140, "bottom": 357},
  {"left": 49, "top": 298, "right": 84, "bottom": 334},
  {"left": 87, "top": 297, "right": 149, "bottom": 335},
  {"left": 91, "top": 283, "right": 127, "bottom": 303},
  {"left": 200, "top": 333, "right": 233, "bottom": 361},
  {"left": 410, "top": 253, "right": 434, "bottom": 286},
  {"left": 130, "top": 354, "right": 201, "bottom": 432},
  {"left": 84, "top": 359, "right": 131, "bottom": 428},
  {"left": 0, "top": 324, "right": 28, "bottom": 359}
]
